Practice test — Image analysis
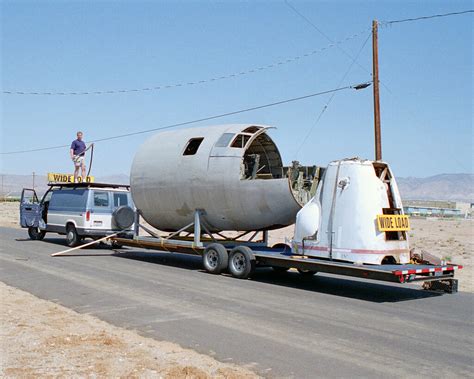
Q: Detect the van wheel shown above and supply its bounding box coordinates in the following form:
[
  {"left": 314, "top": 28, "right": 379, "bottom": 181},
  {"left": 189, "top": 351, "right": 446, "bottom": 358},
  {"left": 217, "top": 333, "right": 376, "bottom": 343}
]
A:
[
  {"left": 228, "top": 246, "right": 255, "bottom": 279},
  {"left": 297, "top": 269, "right": 317, "bottom": 277},
  {"left": 28, "top": 227, "right": 45, "bottom": 241},
  {"left": 66, "top": 225, "right": 80, "bottom": 247},
  {"left": 203, "top": 243, "right": 228, "bottom": 274}
]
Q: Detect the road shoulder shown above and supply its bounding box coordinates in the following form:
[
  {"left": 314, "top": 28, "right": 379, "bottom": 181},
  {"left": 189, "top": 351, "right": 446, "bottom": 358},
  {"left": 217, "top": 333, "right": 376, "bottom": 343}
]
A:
[{"left": 0, "top": 281, "right": 258, "bottom": 378}]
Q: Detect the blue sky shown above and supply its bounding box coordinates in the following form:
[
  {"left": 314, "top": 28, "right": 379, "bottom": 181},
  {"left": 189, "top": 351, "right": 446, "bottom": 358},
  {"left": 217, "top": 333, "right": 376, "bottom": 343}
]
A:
[{"left": 1, "top": 0, "right": 472, "bottom": 178}]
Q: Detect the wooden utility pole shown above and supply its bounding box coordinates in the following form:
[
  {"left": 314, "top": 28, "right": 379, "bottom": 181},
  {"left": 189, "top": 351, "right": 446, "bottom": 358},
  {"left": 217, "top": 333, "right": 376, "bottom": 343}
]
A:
[
  {"left": 372, "top": 20, "right": 382, "bottom": 161},
  {"left": 32, "top": 172, "right": 36, "bottom": 190}
]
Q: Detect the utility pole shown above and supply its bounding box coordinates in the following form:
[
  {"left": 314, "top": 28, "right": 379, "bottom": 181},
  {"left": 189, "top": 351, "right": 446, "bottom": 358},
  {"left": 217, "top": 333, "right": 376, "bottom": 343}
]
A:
[
  {"left": 372, "top": 20, "right": 382, "bottom": 161},
  {"left": 32, "top": 172, "right": 36, "bottom": 190}
]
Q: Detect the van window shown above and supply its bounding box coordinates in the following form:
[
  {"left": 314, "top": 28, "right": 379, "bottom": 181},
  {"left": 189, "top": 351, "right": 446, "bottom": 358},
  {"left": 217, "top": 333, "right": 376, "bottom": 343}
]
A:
[
  {"left": 49, "top": 189, "right": 88, "bottom": 211},
  {"left": 93, "top": 191, "right": 109, "bottom": 207},
  {"left": 113, "top": 193, "right": 128, "bottom": 207},
  {"left": 183, "top": 138, "right": 204, "bottom": 155}
]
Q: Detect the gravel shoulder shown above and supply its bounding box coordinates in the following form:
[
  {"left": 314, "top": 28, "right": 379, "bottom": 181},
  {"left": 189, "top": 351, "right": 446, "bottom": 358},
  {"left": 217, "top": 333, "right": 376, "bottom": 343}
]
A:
[{"left": 0, "top": 281, "right": 258, "bottom": 378}]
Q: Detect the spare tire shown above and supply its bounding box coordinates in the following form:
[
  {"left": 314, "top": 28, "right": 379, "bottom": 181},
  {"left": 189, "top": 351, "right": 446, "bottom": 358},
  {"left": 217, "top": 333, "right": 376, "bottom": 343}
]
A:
[{"left": 112, "top": 206, "right": 135, "bottom": 229}]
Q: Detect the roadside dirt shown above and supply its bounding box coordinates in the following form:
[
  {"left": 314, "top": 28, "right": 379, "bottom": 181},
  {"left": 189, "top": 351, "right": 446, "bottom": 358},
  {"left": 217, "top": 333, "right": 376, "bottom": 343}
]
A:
[
  {"left": 1, "top": 201, "right": 472, "bottom": 292},
  {"left": 0, "top": 281, "right": 258, "bottom": 378},
  {"left": 0, "top": 202, "right": 20, "bottom": 229}
]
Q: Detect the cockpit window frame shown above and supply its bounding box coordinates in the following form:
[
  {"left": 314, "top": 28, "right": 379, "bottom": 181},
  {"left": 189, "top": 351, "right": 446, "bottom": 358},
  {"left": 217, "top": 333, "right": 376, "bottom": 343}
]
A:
[{"left": 230, "top": 134, "right": 252, "bottom": 149}]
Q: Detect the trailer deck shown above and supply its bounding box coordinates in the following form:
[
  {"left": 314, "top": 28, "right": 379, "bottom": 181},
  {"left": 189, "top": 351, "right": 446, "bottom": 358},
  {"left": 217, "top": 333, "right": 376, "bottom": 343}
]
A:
[{"left": 112, "top": 234, "right": 462, "bottom": 293}]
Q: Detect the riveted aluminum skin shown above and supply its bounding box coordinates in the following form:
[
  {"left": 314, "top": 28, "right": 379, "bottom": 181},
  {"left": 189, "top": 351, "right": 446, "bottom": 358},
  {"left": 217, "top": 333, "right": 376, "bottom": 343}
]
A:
[{"left": 130, "top": 124, "right": 302, "bottom": 232}]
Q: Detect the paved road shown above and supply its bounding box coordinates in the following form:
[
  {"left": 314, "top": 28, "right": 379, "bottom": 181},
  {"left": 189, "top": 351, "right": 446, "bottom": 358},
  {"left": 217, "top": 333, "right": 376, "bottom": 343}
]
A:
[{"left": 1, "top": 226, "right": 473, "bottom": 378}]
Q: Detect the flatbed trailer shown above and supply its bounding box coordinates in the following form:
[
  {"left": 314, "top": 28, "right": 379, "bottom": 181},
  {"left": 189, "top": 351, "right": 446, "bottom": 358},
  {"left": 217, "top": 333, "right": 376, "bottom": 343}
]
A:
[{"left": 111, "top": 212, "right": 462, "bottom": 293}]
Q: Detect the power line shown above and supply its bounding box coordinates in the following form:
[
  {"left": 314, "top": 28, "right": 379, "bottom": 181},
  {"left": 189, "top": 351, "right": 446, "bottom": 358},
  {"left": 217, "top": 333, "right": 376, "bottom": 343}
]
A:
[
  {"left": 284, "top": 0, "right": 368, "bottom": 75},
  {"left": 381, "top": 10, "right": 473, "bottom": 25},
  {"left": 2, "top": 28, "right": 368, "bottom": 96},
  {"left": 0, "top": 81, "right": 370, "bottom": 155},
  {"left": 284, "top": 1, "right": 392, "bottom": 94},
  {"left": 295, "top": 33, "right": 372, "bottom": 156}
]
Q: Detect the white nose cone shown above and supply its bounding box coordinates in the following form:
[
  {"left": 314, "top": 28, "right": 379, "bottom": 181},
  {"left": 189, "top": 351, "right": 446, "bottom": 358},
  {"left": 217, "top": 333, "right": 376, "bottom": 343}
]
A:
[{"left": 294, "top": 200, "right": 321, "bottom": 242}]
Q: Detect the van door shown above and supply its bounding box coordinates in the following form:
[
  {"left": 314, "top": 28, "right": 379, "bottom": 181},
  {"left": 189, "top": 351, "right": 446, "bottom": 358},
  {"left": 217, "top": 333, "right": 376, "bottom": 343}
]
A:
[
  {"left": 90, "top": 190, "right": 112, "bottom": 231},
  {"left": 20, "top": 189, "right": 42, "bottom": 228}
]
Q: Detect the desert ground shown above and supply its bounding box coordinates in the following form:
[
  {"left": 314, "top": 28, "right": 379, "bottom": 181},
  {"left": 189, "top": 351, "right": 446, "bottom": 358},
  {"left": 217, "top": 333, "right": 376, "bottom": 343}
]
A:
[{"left": 1, "top": 200, "right": 472, "bottom": 377}]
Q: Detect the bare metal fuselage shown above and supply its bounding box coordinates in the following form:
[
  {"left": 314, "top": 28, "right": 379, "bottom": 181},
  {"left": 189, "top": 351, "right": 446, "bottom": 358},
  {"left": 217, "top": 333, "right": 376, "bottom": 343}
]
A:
[{"left": 130, "top": 124, "right": 317, "bottom": 232}]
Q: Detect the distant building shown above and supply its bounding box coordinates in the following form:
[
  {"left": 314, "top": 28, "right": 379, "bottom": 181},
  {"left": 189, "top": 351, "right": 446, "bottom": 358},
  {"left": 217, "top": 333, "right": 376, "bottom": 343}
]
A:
[{"left": 403, "top": 200, "right": 465, "bottom": 218}]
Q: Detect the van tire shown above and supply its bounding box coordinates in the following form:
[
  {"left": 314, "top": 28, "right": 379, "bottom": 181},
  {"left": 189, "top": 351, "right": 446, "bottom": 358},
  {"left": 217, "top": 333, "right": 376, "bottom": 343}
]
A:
[
  {"left": 203, "top": 243, "right": 228, "bottom": 274},
  {"left": 28, "top": 227, "right": 45, "bottom": 241},
  {"left": 66, "top": 224, "right": 80, "bottom": 247}
]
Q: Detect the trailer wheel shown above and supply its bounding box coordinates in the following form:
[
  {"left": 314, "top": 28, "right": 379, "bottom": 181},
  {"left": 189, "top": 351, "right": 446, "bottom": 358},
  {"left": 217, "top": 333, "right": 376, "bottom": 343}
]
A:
[
  {"left": 203, "top": 243, "right": 228, "bottom": 274},
  {"left": 228, "top": 246, "right": 255, "bottom": 279},
  {"left": 28, "top": 226, "right": 45, "bottom": 241},
  {"left": 297, "top": 269, "right": 317, "bottom": 277}
]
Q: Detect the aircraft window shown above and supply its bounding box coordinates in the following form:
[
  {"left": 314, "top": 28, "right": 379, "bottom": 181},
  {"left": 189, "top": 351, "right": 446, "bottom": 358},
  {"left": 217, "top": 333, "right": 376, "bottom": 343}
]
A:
[
  {"left": 231, "top": 134, "right": 251, "bottom": 148},
  {"left": 183, "top": 137, "right": 204, "bottom": 155},
  {"left": 215, "top": 133, "right": 235, "bottom": 147}
]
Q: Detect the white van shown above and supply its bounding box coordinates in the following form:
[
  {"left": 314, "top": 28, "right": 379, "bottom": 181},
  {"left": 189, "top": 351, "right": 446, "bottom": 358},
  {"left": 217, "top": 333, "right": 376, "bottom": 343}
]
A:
[{"left": 20, "top": 183, "right": 135, "bottom": 247}]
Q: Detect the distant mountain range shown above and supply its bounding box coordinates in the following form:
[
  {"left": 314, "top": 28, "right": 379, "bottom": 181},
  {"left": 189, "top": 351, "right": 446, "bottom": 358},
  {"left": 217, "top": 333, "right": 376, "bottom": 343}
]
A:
[
  {"left": 1, "top": 173, "right": 473, "bottom": 203},
  {"left": 397, "top": 174, "right": 473, "bottom": 203}
]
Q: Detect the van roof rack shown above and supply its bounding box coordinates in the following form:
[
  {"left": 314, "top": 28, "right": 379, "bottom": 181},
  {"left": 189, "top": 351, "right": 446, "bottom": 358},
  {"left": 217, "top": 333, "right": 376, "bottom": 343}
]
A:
[{"left": 47, "top": 182, "right": 130, "bottom": 189}]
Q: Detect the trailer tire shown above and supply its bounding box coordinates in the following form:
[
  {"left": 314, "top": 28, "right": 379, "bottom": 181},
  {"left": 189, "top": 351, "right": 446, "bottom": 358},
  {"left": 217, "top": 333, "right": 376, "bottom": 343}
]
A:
[
  {"left": 228, "top": 246, "right": 255, "bottom": 279},
  {"left": 28, "top": 226, "right": 45, "bottom": 241},
  {"left": 297, "top": 268, "right": 317, "bottom": 277},
  {"left": 203, "top": 243, "right": 228, "bottom": 274}
]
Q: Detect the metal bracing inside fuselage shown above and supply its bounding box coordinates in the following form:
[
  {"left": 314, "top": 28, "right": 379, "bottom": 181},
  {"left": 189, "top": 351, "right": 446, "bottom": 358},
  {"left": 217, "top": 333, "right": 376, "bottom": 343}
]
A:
[{"left": 241, "top": 133, "right": 324, "bottom": 206}]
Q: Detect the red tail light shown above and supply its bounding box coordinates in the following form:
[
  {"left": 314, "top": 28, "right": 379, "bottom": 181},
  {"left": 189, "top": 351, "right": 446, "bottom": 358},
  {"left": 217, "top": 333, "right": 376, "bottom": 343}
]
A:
[{"left": 86, "top": 211, "right": 90, "bottom": 222}]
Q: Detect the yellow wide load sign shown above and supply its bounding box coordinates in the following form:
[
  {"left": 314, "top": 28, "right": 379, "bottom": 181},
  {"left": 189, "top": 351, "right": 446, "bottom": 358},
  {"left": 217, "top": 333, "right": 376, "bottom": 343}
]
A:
[
  {"left": 47, "top": 173, "right": 95, "bottom": 183},
  {"left": 377, "top": 214, "right": 410, "bottom": 232}
]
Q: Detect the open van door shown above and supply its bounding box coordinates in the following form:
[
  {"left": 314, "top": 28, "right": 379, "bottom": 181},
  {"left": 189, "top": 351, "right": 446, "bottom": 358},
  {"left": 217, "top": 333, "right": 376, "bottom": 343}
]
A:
[{"left": 20, "top": 188, "right": 42, "bottom": 228}]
